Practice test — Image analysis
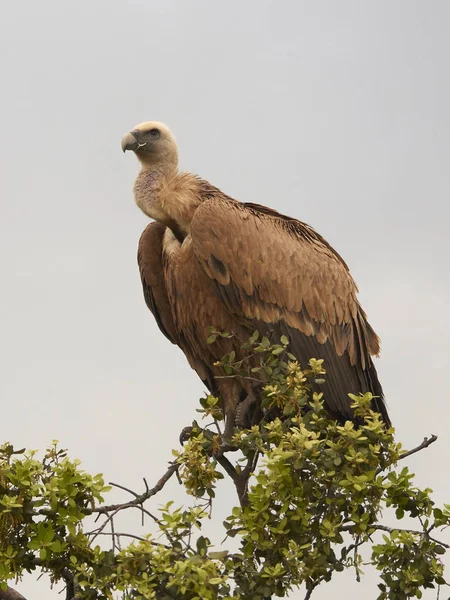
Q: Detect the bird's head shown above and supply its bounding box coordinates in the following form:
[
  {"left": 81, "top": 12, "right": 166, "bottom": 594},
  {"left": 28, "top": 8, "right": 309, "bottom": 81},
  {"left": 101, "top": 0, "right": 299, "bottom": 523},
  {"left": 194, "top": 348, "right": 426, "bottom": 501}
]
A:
[{"left": 121, "top": 121, "right": 178, "bottom": 169}]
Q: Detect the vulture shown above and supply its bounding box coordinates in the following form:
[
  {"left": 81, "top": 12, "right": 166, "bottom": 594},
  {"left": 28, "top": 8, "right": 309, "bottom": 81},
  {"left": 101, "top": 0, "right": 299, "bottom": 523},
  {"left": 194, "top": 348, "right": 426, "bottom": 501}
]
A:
[{"left": 121, "top": 121, "right": 391, "bottom": 436}]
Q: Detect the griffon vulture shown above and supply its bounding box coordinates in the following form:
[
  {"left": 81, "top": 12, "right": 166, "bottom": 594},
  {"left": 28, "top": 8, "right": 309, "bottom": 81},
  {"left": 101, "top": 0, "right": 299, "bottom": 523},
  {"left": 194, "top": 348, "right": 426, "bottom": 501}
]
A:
[{"left": 122, "top": 121, "right": 391, "bottom": 435}]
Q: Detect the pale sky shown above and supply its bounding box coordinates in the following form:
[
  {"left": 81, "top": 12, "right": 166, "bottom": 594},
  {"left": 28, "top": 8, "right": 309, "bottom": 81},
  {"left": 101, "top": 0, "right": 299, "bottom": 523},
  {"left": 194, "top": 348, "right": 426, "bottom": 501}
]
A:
[{"left": 1, "top": 1, "right": 449, "bottom": 598}]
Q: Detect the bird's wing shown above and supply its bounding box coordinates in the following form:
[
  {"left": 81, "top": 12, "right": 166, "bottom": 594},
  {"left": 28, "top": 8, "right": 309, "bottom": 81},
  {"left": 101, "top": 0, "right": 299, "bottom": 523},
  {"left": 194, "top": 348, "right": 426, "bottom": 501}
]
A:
[
  {"left": 190, "top": 195, "right": 389, "bottom": 423},
  {"left": 138, "top": 221, "right": 217, "bottom": 395},
  {"left": 138, "top": 222, "right": 178, "bottom": 344}
]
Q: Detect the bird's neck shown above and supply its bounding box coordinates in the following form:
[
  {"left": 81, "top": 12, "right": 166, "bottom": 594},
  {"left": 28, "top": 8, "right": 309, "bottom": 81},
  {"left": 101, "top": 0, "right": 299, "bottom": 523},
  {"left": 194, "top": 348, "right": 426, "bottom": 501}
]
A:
[{"left": 134, "top": 165, "right": 202, "bottom": 239}]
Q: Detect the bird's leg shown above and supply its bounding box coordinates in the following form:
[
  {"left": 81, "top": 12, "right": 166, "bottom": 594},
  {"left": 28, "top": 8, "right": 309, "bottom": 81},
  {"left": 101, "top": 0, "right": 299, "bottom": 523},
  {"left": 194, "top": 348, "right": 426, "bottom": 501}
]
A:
[
  {"left": 219, "top": 379, "right": 242, "bottom": 445},
  {"left": 223, "top": 408, "right": 237, "bottom": 443},
  {"left": 235, "top": 381, "right": 258, "bottom": 429}
]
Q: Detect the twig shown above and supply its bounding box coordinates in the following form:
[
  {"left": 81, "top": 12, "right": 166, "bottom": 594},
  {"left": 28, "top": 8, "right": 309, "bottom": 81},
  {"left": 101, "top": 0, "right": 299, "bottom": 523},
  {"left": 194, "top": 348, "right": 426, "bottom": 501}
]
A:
[
  {"left": 376, "top": 434, "right": 438, "bottom": 475},
  {"left": 354, "top": 535, "right": 361, "bottom": 583},
  {"left": 85, "top": 464, "right": 179, "bottom": 547},
  {"left": 340, "top": 523, "right": 450, "bottom": 549},
  {"left": 109, "top": 482, "right": 140, "bottom": 498},
  {"left": 110, "top": 512, "right": 119, "bottom": 551},
  {"left": 398, "top": 435, "right": 438, "bottom": 462},
  {"left": 214, "top": 375, "right": 263, "bottom": 384},
  {"left": 375, "top": 524, "right": 449, "bottom": 548},
  {"left": 92, "top": 531, "right": 150, "bottom": 543},
  {"left": 91, "top": 462, "right": 179, "bottom": 516},
  {"left": 88, "top": 503, "right": 160, "bottom": 547},
  {"left": 88, "top": 506, "right": 123, "bottom": 544}
]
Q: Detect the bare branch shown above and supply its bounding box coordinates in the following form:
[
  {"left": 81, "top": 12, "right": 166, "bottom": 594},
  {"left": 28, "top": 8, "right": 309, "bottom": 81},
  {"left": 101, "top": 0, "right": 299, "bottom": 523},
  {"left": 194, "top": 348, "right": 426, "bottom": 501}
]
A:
[
  {"left": 109, "top": 481, "right": 140, "bottom": 498},
  {"left": 92, "top": 462, "right": 179, "bottom": 516},
  {"left": 376, "top": 434, "right": 438, "bottom": 475},
  {"left": 92, "top": 531, "right": 148, "bottom": 543},
  {"left": 398, "top": 435, "right": 438, "bottom": 462},
  {"left": 214, "top": 375, "right": 262, "bottom": 384},
  {"left": 354, "top": 536, "right": 361, "bottom": 583}
]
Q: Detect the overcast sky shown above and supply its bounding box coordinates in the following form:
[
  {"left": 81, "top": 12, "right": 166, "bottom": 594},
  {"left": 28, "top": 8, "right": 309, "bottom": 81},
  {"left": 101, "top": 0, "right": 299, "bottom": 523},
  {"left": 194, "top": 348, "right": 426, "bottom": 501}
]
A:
[{"left": 1, "top": 1, "right": 449, "bottom": 598}]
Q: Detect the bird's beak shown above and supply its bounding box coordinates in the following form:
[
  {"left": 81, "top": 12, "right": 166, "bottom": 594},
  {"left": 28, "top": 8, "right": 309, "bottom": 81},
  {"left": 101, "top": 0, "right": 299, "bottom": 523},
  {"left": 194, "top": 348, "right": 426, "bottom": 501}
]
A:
[{"left": 121, "top": 130, "right": 140, "bottom": 153}]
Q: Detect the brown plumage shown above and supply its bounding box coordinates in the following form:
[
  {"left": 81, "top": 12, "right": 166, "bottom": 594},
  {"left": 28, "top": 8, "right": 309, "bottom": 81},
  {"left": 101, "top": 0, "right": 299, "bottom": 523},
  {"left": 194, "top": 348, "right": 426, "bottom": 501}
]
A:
[{"left": 122, "top": 121, "right": 391, "bottom": 435}]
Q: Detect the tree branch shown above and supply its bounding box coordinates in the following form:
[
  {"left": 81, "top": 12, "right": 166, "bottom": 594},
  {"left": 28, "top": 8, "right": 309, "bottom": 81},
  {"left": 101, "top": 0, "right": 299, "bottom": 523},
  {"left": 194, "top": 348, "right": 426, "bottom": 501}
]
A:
[
  {"left": 0, "top": 587, "right": 27, "bottom": 600},
  {"left": 303, "top": 579, "right": 322, "bottom": 600},
  {"left": 234, "top": 451, "right": 259, "bottom": 508},
  {"left": 398, "top": 434, "right": 438, "bottom": 462},
  {"left": 340, "top": 523, "right": 450, "bottom": 549},
  {"left": 376, "top": 434, "right": 438, "bottom": 475},
  {"left": 108, "top": 481, "right": 140, "bottom": 498},
  {"left": 216, "top": 454, "right": 238, "bottom": 481},
  {"left": 62, "top": 568, "right": 75, "bottom": 600},
  {"left": 91, "top": 461, "right": 179, "bottom": 516}
]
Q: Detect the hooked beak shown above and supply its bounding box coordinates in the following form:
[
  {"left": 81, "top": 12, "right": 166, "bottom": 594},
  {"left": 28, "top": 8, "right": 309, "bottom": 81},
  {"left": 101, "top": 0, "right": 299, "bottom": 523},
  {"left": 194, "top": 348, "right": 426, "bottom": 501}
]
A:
[{"left": 121, "top": 130, "right": 140, "bottom": 153}]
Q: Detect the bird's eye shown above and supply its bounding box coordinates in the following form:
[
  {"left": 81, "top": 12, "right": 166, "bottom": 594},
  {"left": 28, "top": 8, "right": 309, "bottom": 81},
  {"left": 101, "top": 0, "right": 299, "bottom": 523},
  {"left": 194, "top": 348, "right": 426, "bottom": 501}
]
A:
[{"left": 149, "top": 129, "right": 160, "bottom": 138}]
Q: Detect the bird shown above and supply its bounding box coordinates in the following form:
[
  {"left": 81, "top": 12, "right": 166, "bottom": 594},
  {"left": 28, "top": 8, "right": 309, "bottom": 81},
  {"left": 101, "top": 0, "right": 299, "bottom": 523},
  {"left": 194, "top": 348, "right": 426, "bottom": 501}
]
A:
[{"left": 121, "top": 121, "right": 391, "bottom": 437}]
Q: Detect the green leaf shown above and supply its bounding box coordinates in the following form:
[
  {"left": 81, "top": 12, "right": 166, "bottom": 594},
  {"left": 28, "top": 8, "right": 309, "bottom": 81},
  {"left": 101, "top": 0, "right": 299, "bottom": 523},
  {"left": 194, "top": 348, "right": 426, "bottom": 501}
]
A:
[
  {"left": 249, "top": 330, "right": 260, "bottom": 344},
  {"left": 261, "top": 336, "right": 271, "bottom": 348},
  {"left": 209, "top": 551, "right": 228, "bottom": 560}
]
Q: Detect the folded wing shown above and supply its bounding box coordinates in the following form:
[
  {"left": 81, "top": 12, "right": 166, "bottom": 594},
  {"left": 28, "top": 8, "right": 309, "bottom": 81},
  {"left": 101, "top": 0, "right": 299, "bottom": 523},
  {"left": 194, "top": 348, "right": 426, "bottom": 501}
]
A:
[
  {"left": 138, "top": 222, "right": 179, "bottom": 344},
  {"left": 190, "top": 195, "right": 389, "bottom": 425},
  {"left": 138, "top": 221, "right": 216, "bottom": 394}
]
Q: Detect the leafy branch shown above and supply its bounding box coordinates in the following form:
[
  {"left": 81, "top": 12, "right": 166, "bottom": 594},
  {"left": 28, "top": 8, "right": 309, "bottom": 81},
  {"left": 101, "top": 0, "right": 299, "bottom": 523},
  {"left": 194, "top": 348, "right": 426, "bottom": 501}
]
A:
[{"left": 0, "top": 334, "right": 448, "bottom": 600}]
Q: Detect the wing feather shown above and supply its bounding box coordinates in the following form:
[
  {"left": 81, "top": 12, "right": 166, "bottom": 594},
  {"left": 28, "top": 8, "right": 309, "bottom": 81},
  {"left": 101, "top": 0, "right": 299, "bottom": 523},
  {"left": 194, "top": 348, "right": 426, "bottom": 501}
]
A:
[
  {"left": 138, "top": 222, "right": 178, "bottom": 344},
  {"left": 190, "top": 194, "right": 390, "bottom": 425},
  {"left": 138, "top": 222, "right": 217, "bottom": 394}
]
